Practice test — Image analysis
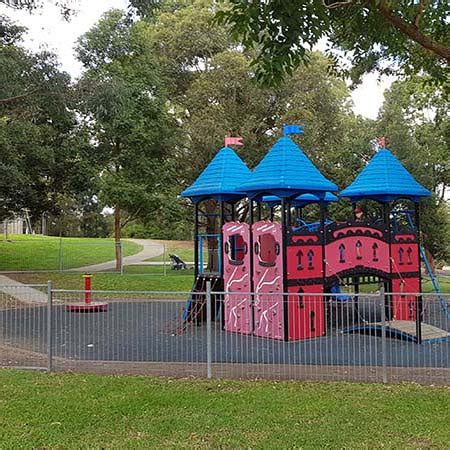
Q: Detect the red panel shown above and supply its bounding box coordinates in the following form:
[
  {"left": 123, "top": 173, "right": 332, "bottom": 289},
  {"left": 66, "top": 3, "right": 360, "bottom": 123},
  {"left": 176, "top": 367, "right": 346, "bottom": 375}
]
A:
[
  {"left": 288, "top": 285, "right": 325, "bottom": 340},
  {"left": 391, "top": 277, "right": 419, "bottom": 321},
  {"left": 286, "top": 244, "right": 323, "bottom": 280},
  {"left": 325, "top": 236, "right": 390, "bottom": 277},
  {"left": 252, "top": 221, "right": 284, "bottom": 340},
  {"left": 390, "top": 243, "right": 419, "bottom": 274},
  {"left": 223, "top": 222, "right": 252, "bottom": 334}
]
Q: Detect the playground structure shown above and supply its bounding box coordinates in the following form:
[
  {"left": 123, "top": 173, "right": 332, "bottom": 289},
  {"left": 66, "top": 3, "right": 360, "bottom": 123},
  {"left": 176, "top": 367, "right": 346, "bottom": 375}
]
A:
[{"left": 181, "top": 128, "right": 450, "bottom": 344}]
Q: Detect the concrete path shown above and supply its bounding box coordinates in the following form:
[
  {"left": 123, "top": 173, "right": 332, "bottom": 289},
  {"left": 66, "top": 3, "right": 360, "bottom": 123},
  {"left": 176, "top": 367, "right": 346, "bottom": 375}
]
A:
[
  {"left": 73, "top": 239, "right": 165, "bottom": 273},
  {"left": 0, "top": 274, "right": 48, "bottom": 304}
]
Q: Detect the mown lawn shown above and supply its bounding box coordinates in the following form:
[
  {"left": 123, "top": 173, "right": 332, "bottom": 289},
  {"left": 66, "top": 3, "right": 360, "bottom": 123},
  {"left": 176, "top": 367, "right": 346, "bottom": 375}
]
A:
[
  {"left": 0, "top": 235, "right": 142, "bottom": 271},
  {"left": 0, "top": 370, "right": 449, "bottom": 448},
  {"left": 8, "top": 270, "right": 450, "bottom": 294},
  {"left": 9, "top": 268, "right": 194, "bottom": 291}
]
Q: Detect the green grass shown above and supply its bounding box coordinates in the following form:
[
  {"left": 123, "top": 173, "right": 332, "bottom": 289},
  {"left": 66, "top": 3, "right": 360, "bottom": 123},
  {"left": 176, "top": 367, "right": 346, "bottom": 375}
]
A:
[
  {"left": 9, "top": 268, "right": 194, "bottom": 291},
  {"left": 0, "top": 370, "right": 449, "bottom": 448},
  {"left": 8, "top": 270, "right": 450, "bottom": 294},
  {"left": 0, "top": 235, "right": 142, "bottom": 271}
]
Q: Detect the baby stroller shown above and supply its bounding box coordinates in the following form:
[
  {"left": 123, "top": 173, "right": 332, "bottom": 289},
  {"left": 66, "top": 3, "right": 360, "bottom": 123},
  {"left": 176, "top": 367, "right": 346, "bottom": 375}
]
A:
[{"left": 169, "top": 254, "right": 187, "bottom": 270}]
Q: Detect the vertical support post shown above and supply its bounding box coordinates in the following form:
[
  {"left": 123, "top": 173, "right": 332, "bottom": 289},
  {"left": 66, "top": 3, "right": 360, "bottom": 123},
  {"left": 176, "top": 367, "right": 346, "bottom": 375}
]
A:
[
  {"left": 415, "top": 203, "right": 423, "bottom": 344},
  {"left": 384, "top": 201, "right": 393, "bottom": 320},
  {"left": 194, "top": 202, "right": 199, "bottom": 278},
  {"left": 354, "top": 276, "right": 359, "bottom": 312},
  {"left": 281, "top": 198, "right": 289, "bottom": 341},
  {"left": 249, "top": 200, "right": 255, "bottom": 332},
  {"left": 256, "top": 202, "right": 262, "bottom": 221},
  {"left": 380, "top": 285, "right": 388, "bottom": 384},
  {"left": 119, "top": 241, "right": 124, "bottom": 275},
  {"left": 47, "top": 280, "right": 53, "bottom": 372},
  {"left": 219, "top": 201, "right": 225, "bottom": 277},
  {"left": 319, "top": 201, "right": 327, "bottom": 284},
  {"left": 231, "top": 203, "right": 235, "bottom": 221},
  {"left": 206, "top": 280, "right": 212, "bottom": 379},
  {"left": 163, "top": 243, "right": 167, "bottom": 276},
  {"left": 320, "top": 200, "right": 327, "bottom": 336},
  {"left": 270, "top": 206, "right": 274, "bottom": 221},
  {"left": 58, "top": 233, "right": 63, "bottom": 272}
]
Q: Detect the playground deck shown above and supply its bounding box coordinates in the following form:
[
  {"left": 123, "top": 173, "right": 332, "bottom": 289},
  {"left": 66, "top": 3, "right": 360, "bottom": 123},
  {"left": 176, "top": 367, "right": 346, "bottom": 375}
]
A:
[{"left": 346, "top": 320, "right": 450, "bottom": 344}]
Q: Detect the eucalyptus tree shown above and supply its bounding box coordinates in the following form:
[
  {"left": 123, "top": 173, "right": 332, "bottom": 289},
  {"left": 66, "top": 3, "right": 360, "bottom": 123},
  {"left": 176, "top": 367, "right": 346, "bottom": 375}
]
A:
[{"left": 75, "top": 9, "right": 172, "bottom": 268}]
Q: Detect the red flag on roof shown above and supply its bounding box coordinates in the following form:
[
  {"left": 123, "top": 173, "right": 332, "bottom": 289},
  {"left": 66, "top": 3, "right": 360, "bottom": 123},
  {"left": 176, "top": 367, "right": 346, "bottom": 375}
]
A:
[{"left": 224, "top": 137, "right": 244, "bottom": 147}]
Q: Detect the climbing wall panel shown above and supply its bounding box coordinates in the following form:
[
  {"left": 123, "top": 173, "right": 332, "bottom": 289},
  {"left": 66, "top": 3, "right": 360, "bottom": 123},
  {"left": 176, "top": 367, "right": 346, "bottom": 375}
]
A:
[
  {"left": 252, "top": 221, "right": 284, "bottom": 340},
  {"left": 223, "top": 222, "right": 252, "bottom": 334}
]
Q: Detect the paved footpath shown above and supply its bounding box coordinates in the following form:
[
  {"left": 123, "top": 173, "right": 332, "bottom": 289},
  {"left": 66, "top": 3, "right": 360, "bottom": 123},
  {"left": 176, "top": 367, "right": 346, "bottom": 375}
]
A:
[
  {"left": 0, "top": 274, "right": 48, "bottom": 304},
  {"left": 73, "top": 239, "right": 165, "bottom": 273}
]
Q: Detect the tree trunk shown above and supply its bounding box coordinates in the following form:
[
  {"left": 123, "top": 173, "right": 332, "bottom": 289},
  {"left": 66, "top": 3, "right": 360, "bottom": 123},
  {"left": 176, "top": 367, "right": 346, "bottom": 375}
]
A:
[{"left": 114, "top": 206, "right": 122, "bottom": 272}]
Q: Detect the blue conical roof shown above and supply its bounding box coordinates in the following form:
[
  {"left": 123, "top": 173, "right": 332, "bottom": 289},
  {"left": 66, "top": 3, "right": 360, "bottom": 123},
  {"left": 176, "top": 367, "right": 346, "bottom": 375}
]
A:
[
  {"left": 340, "top": 147, "right": 431, "bottom": 202},
  {"left": 238, "top": 136, "right": 338, "bottom": 199},
  {"left": 181, "top": 147, "right": 251, "bottom": 202},
  {"left": 263, "top": 192, "right": 338, "bottom": 207}
]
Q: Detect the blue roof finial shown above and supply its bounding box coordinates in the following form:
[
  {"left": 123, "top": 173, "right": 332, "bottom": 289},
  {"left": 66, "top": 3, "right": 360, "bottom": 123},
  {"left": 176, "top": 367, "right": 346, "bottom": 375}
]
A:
[{"left": 283, "top": 124, "right": 304, "bottom": 136}]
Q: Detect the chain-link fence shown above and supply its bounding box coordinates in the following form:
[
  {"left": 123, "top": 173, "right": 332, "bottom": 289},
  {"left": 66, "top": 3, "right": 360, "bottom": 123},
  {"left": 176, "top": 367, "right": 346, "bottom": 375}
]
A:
[{"left": 1, "top": 283, "right": 449, "bottom": 384}]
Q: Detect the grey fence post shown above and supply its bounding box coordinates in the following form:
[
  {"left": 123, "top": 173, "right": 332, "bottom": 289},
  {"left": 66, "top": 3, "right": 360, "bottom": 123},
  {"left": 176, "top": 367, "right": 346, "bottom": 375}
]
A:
[
  {"left": 47, "top": 280, "right": 53, "bottom": 372},
  {"left": 206, "top": 281, "right": 212, "bottom": 379},
  {"left": 58, "top": 236, "right": 63, "bottom": 271},
  {"left": 163, "top": 243, "right": 167, "bottom": 277},
  {"left": 380, "top": 286, "right": 388, "bottom": 384},
  {"left": 119, "top": 242, "right": 124, "bottom": 275}
]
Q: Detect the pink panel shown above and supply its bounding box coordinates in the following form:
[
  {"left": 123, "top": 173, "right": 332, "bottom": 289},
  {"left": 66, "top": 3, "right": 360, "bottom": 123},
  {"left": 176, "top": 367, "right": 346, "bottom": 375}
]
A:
[
  {"left": 223, "top": 222, "right": 252, "bottom": 334},
  {"left": 252, "top": 221, "right": 284, "bottom": 340},
  {"left": 325, "top": 236, "right": 390, "bottom": 277}
]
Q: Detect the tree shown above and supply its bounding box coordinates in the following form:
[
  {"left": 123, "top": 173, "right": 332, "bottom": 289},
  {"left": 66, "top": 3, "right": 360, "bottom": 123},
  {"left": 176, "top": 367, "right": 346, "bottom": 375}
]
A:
[
  {"left": 378, "top": 75, "right": 450, "bottom": 259},
  {"left": 217, "top": 1, "right": 450, "bottom": 85},
  {"left": 0, "top": 15, "right": 95, "bottom": 223},
  {"left": 142, "top": 0, "right": 373, "bottom": 270},
  {"left": 75, "top": 9, "right": 172, "bottom": 269},
  {"left": 0, "top": 0, "right": 78, "bottom": 19}
]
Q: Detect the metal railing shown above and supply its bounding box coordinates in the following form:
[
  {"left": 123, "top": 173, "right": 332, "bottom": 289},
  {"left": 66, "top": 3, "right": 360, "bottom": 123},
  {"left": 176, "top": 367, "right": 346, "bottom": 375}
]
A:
[{"left": 0, "top": 283, "right": 449, "bottom": 384}]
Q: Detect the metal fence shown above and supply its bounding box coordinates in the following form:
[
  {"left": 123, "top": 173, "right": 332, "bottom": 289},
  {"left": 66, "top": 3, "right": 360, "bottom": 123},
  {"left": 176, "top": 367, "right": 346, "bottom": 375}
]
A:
[
  {"left": 0, "top": 283, "right": 449, "bottom": 384},
  {"left": 0, "top": 238, "right": 178, "bottom": 275}
]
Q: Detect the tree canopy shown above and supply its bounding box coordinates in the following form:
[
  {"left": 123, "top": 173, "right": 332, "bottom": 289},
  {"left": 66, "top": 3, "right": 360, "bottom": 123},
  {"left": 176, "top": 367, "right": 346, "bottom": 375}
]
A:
[
  {"left": 0, "top": 0, "right": 448, "bottom": 260},
  {"left": 217, "top": 0, "right": 450, "bottom": 86}
]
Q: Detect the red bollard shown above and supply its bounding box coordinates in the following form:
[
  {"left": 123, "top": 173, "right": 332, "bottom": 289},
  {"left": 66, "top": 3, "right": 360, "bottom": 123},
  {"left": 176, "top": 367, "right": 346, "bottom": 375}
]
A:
[
  {"left": 66, "top": 273, "right": 108, "bottom": 313},
  {"left": 83, "top": 274, "right": 92, "bottom": 305}
]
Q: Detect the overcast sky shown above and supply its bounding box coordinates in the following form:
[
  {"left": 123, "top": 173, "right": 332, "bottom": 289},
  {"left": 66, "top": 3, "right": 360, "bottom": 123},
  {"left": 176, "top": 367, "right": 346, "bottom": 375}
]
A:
[{"left": 1, "top": 0, "right": 395, "bottom": 120}]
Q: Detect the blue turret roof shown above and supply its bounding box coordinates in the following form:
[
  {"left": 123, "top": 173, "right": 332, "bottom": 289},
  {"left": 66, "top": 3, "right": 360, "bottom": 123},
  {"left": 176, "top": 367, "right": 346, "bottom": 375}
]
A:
[
  {"left": 263, "top": 192, "right": 338, "bottom": 207},
  {"left": 340, "top": 147, "right": 431, "bottom": 202},
  {"left": 238, "top": 136, "right": 338, "bottom": 200},
  {"left": 181, "top": 147, "right": 251, "bottom": 203}
]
